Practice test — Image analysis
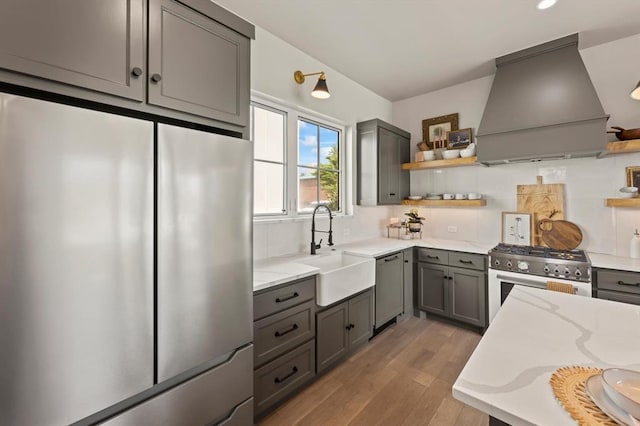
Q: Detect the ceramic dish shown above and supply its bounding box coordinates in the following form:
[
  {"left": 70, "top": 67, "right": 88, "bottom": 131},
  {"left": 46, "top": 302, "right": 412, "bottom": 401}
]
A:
[
  {"left": 423, "top": 150, "right": 436, "bottom": 161},
  {"left": 443, "top": 193, "right": 455, "bottom": 200},
  {"left": 425, "top": 194, "right": 443, "bottom": 200},
  {"left": 407, "top": 196, "right": 423, "bottom": 200},
  {"left": 467, "top": 193, "right": 483, "bottom": 200},
  {"left": 454, "top": 193, "right": 467, "bottom": 200},
  {"left": 442, "top": 149, "right": 460, "bottom": 160},
  {"left": 620, "top": 187, "right": 639, "bottom": 198},
  {"left": 603, "top": 369, "right": 640, "bottom": 419},
  {"left": 586, "top": 374, "right": 634, "bottom": 426}
]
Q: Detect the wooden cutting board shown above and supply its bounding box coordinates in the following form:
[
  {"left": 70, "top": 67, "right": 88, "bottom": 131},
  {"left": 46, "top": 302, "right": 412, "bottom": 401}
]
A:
[
  {"left": 539, "top": 219, "right": 583, "bottom": 250},
  {"left": 517, "top": 176, "right": 565, "bottom": 246}
]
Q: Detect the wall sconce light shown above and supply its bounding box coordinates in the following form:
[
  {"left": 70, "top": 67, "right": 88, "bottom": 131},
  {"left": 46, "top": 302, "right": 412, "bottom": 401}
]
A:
[
  {"left": 631, "top": 80, "right": 640, "bottom": 100},
  {"left": 294, "top": 70, "right": 330, "bottom": 99}
]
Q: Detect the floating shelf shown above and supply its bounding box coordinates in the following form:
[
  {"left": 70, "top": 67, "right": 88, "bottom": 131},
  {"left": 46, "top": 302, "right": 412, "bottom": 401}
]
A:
[
  {"left": 606, "top": 198, "right": 640, "bottom": 208},
  {"left": 401, "top": 199, "right": 487, "bottom": 207},
  {"left": 401, "top": 156, "right": 479, "bottom": 170},
  {"left": 606, "top": 139, "right": 640, "bottom": 155}
]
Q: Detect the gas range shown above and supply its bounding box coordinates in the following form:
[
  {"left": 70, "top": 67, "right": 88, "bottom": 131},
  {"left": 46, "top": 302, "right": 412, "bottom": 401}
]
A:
[{"left": 488, "top": 243, "right": 591, "bottom": 282}]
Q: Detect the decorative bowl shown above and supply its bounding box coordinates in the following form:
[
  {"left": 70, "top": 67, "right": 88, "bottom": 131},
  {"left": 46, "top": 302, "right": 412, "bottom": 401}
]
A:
[
  {"left": 423, "top": 150, "right": 436, "bottom": 161},
  {"left": 442, "top": 149, "right": 460, "bottom": 160},
  {"left": 467, "top": 193, "right": 483, "bottom": 200},
  {"left": 602, "top": 368, "right": 640, "bottom": 419},
  {"left": 443, "top": 193, "right": 454, "bottom": 200},
  {"left": 407, "top": 196, "right": 423, "bottom": 200},
  {"left": 460, "top": 143, "right": 476, "bottom": 158},
  {"left": 454, "top": 193, "right": 467, "bottom": 200},
  {"left": 620, "top": 187, "right": 639, "bottom": 198}
]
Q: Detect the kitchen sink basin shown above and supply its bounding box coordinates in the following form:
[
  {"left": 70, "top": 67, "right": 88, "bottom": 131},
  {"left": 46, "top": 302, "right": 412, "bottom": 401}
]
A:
[{"left": 298, "top": 251, "right": 375, "bottom": 306}]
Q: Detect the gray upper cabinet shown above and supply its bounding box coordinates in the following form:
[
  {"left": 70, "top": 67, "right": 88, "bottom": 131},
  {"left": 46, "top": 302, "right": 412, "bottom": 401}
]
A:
[
  {"left": 357, "top": 119, "right": 410, "bottom": 206},
  {"left": 0, "top": 0, "right": 145, "bottom": 101},
  {"left": 148, "top": 0, "right": 250, "bottom": 125}
]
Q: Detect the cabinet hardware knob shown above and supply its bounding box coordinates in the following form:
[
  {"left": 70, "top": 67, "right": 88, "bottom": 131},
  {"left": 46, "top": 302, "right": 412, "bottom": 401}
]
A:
[
  {"left": 131, "top": 67, "right": 143, "bottom": 77},
  {"left": 274, "top": 366, "right": 298, "bottom": 383},
  {"left": 427, "top": 255, "right": 439, "bottom": 260},
  {"left": 443, "top": 275, "right": 448, "bottom": 279},
  {"left": 150, "top": 73, "right": 162, "bottom": 83},
  {"left": 404, "top": 260, "right": 408, "bottom": 263},
  {"left": 345, "top": 325, "right": 351, "bottom": 330}
]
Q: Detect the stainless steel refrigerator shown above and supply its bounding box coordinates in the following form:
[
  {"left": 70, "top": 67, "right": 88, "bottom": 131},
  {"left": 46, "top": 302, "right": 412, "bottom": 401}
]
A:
[{"left": 0, "top": 93, "right": 253, "bottom": 425}]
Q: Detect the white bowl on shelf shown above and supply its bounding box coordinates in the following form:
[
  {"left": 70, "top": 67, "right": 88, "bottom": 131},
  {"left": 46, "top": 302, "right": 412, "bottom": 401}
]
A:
[
  {"left": 407, "top": 196, "right": 423, "bottom": 200},
  {"left": 442, "top": 149, "right": 460, "bottom": 160},
  {"left": 423, "top": 150, "right": 436, "bottom": 161},
  {"left": 454, "top": 193, "right": 467, "bottom": 200},
  {"left": 467, "top": 193, "right": 483, "bottom": 200},
  {"left": 443, "top": 193, "right": 454, "bottom": 200},
  {"left": 602, "top": 368, "right": 640, "bottom": 419},
  {"left": 620, "top": 187, "right": 639, "bottom": 198}
]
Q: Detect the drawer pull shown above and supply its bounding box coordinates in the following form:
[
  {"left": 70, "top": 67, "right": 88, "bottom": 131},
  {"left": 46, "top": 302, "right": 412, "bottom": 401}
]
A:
[
  {"left": 274, "top": 323, "right": 299, "bottom": 337},
  {"left": 275, "top": 292, "right": 299, "bottom": 303},
  {"left": 617, "top": 280, "right": 640, "bottom": 287},
  {"left": 459, "top": 259, "right": 474, "bottom": 264},
  {"left": 426, "top": 255, "right": 439, "bottom": 260},
  {"left": 384, "top": 255, "right": 399, "bottom": 262},
  {"left": 274, "top": 366, "right": 298, "bottom": 384}
]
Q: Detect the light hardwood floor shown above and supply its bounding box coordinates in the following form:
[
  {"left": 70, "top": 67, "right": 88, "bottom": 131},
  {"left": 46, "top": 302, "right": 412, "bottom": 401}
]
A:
[{"left": 259, "top": 316, "right": 489, "bottom": 426}]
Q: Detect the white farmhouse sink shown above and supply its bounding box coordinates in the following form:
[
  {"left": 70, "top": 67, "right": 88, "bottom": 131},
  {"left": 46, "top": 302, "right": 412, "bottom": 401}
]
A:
[{"left": 297, "top": 252, "right": 375, "bottom": 306}]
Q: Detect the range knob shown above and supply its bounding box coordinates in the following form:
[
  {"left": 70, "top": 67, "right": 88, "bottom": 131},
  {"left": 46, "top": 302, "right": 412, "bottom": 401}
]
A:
[
  {"left": 543, "top": 265, "right": 550, "bottom": 273},
  {"left": 564, "top": 268, "right": 571, "bottom": 275},
  {"left": 517, "top": 261, "right": 529, "bottom": 271},
  {"left": 575, "top": 269, "right": 582, "bottom": 277},
  {"left": 506, "top": 261, "right": 513, "bottom": 269},
  {"left": 494, "top": 259, "right": 500, "bottom": 267},
  {"left": 554, "top": 267, "right": 561, "bottom": 274}
]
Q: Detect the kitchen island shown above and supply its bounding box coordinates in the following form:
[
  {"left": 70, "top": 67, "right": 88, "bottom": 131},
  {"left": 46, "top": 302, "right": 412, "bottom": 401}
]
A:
[{"left": 453, "top": 286, "right": 640, "bottom": 425}]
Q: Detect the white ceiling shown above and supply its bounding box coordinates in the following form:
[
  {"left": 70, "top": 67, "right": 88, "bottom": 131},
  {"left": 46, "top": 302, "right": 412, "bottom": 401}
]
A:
[{"left": 214, "top": 0, "right": 640, "bottom": 101}]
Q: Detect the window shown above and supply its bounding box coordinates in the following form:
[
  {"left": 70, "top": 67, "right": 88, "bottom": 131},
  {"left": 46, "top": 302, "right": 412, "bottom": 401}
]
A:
[
  {"left": 297, "top": 120, "right": 341, "bottom": 213},
  {"left": 251, "top": 97, "right": 345, "bottom": 220},
  {"left": 251, "top": 103, "right": 286, "bottom": 216}
]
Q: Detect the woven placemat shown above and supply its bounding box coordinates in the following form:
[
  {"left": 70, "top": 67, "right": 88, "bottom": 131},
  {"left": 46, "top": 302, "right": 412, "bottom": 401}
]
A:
[{"left": 550, "top": 366, "right": 617, "bottom": 425}]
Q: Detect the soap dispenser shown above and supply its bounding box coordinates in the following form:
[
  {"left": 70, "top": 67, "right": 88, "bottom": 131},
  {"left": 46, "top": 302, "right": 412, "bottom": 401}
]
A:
[{"left": 631, "top": 229, "right": 640, "bottom": 259}]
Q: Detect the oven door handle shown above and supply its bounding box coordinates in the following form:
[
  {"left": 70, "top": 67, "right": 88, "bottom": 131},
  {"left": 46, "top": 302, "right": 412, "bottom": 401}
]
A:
[{"left": 495, "top": 274, "right": 547, "bottom": 290}]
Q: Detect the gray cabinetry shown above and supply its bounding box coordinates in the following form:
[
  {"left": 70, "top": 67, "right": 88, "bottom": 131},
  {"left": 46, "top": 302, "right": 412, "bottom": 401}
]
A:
[
  {"left": 375, "top": 252, "right": 404, "bottom": 327},
  {"left": 148, "top": 0, "right": 250, "bottom": 125},
  {"left": 357, "top": 119, "right": 410, "bottom": 206},
  {"left": 417, "top": 249, "right": 487, "bottom": 328},
  {"left": 403, "top": 248, "right": 416, "bottom": 317},
  {"left": 0, "top": 0, "right": 145, "bottom": 101},
  {"left": 253, "top": 277, "right": 317, "bottom": 418},
  {"left": 594, "top": 268, "right": 640, "bottom": 306},
  {"left": 316, "top": 289, "right": 374, "bottom": 374}
]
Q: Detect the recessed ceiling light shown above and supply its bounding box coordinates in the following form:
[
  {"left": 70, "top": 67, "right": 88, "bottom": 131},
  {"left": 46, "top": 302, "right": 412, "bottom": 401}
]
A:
[{"left": 537, "top": 0, "right": 557, "bottom": 9}]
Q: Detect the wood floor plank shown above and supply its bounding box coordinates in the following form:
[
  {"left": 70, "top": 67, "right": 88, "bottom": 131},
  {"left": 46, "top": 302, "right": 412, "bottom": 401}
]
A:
[{"left": 258, "top": 317, "right": 489, "bottom": 426}]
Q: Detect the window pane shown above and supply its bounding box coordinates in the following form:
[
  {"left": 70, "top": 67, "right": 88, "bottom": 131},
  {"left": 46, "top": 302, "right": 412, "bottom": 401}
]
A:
[
  {"left": 298, "top": 120, "right": 318, "bottom": 168},
  {"left": 297, "top": 166, "right": 318, "bottom": 213},
  {"left": 320, "top": 170, "right": 340, "bottom": 212},
  {"left": 254, "top": 161, "right": 284, "bottom": 215},
  {"left": 253, "top": 105, "right": 284, "bottom": 163},
  {"left": 319, "top": 127, "right": 339, "bottom": 169}
]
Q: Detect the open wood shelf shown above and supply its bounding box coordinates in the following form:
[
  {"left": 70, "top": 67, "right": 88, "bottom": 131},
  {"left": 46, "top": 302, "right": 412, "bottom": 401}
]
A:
[
  {"left": 603, "top": 139, "right": 640, "bottom": 155},
  {"left": 606, "top": 198, "right": 640, "bottom": 208},
  {"left": 401, "top": 156, "right": 479, "bottom": 170},
  {"left": 401, "top": 199, "right": 487, "bottom": 207}
]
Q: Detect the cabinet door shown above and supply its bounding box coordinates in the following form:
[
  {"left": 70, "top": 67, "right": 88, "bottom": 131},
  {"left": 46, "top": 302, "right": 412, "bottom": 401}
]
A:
[
  {"left": 148, "top": 0, "right": 250, "bottom": 126},
  {"left": 348, "top": 289, "right": 374, "bottom": 350},
  {"left": 449, "top": 267, "right": 487, "bottom": 327},
  {"left": 398, "top": 135, "right": 410, "bottom": 201},
  {"left": 375, "top": 253, "right": 404, "bottom": 327},
  {"left": 316, "top": 302, "right": 349, "bottom": 373},
  {"left": 0, "top": 0, "right": 145, "bottom": 100},
  {"left": 418, "top": 263, "right": 448, "bottom": 316},
  {"left": 377, "top": 127, "right": 400, "bottom": 205}
]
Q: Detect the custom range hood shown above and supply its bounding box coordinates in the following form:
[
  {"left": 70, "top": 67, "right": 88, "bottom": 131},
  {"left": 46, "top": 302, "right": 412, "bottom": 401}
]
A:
[{"left": 477, "top": 34, "right": 609, "bottom": 165}]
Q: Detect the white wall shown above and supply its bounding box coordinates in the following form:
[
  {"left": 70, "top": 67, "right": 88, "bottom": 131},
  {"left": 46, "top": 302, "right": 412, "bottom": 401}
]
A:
[
  {"left": 251, "top": 27, "right": 395, "bottom": 260},
  {"left": 391, "top": 33, "right": 640, "bottom": 256}
]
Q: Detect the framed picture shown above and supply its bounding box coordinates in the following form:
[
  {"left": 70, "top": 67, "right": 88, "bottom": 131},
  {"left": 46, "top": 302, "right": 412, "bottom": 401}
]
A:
[
  {"left": 422, "top": 113, "right": 459, "bottom": 148},
  {"left": 501, "top": 212, "right": 533, "bottom": 245},
  {"left": 626, "top": 166, "right": 640, "bottom": 188},
  {"left": 447, "top": 128, "right": 473, "bottom": 149}
]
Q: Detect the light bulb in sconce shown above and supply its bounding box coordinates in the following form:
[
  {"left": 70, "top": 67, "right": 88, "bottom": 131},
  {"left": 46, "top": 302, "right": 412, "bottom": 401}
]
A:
[{"left": 294, "top": 70, "right": 331, "bottom": 99}]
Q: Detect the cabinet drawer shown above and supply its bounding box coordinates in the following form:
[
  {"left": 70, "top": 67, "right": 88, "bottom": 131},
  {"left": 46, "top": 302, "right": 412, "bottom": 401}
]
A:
[
  {"left": 596, "top": 270, "right": 640, "bottom": 295},
  {"left": 254, "top": 300, "right": 315, "bottom": 368},
  {"left": 254, "top": 277, "right": 315, "bottom": 320},
  {"left": 417, "top": 248, "right": 449, "bottom": 265},
  {"left": 597, "top": 289, "right": 640, "bottom": 306},
  {"left": 449, "top": 252, "right": 486, "bottom": 271},
  {"left": 254, "top": 340, "right": 315, "bottom": 416}
]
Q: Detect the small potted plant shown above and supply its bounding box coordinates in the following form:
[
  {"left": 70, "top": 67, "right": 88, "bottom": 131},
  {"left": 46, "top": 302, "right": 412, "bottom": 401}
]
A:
[{"left": 404, "top": 208, "right": 425, "bottom": 233}]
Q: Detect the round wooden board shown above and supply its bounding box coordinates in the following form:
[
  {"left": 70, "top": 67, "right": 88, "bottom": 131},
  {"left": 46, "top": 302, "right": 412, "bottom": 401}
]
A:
[{"left": 539, "top": 219, "right": 583, "bottom": 250}]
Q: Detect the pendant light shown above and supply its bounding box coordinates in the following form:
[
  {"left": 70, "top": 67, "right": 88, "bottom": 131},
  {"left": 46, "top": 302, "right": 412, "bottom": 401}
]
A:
[{"left": 294, "top": 70, "right": 330, "bottom": 99}]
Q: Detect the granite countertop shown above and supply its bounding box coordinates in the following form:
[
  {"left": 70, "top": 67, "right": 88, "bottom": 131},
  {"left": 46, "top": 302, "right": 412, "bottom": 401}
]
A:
[{"left": 452, "top": 286, "right": 640, "bottom": 425}]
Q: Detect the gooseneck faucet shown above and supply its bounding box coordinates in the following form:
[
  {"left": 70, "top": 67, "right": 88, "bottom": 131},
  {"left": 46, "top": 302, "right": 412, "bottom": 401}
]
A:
[{"left": 310, "top": 204, "right": 334, "bottom": 255}]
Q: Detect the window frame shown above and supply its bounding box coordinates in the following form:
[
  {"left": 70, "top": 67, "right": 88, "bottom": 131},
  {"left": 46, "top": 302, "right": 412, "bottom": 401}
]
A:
[{"left": 251, "top": 93, "right": 347, "bottom": 222}]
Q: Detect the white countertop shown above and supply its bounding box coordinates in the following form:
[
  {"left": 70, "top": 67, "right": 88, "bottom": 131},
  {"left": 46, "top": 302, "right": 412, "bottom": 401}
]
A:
[
  {"left": 589, "top": 252, "right": 640, "bottom": 273},
  {"left": 253, "top": 258, "right": 320, "bottom": 292},
  {"left": 453, "top": 286, "right": 640, "bottom": 425}
]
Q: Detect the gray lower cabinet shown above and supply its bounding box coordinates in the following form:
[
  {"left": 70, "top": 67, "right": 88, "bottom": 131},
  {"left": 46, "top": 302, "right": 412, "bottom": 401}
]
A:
[
  {"left": 148, "top": 0, "right": 250, "bottom": 125},
  {"left": 417, "top": 249, "right": 487, "bottom": 328},
  {"left": 253, "top": 277, "right": 316, "bottom": 418},
  {"left": 594, "top": 268, "right": 640, "bottom": 306},
  {"left": 357, "top": 119, "right": 410, "bottom": 206},
  {"left": 375, "top": 252, "right": 404, "bottom": 327},
  {"left": 316, "top": 289, "right": 374, "bottom": 374},
  {"left": 403, "top": 248, "right": 416, "bottom": 317},
  {"left": 0, "top": 0, "right": 145, "bottom": 100}
]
